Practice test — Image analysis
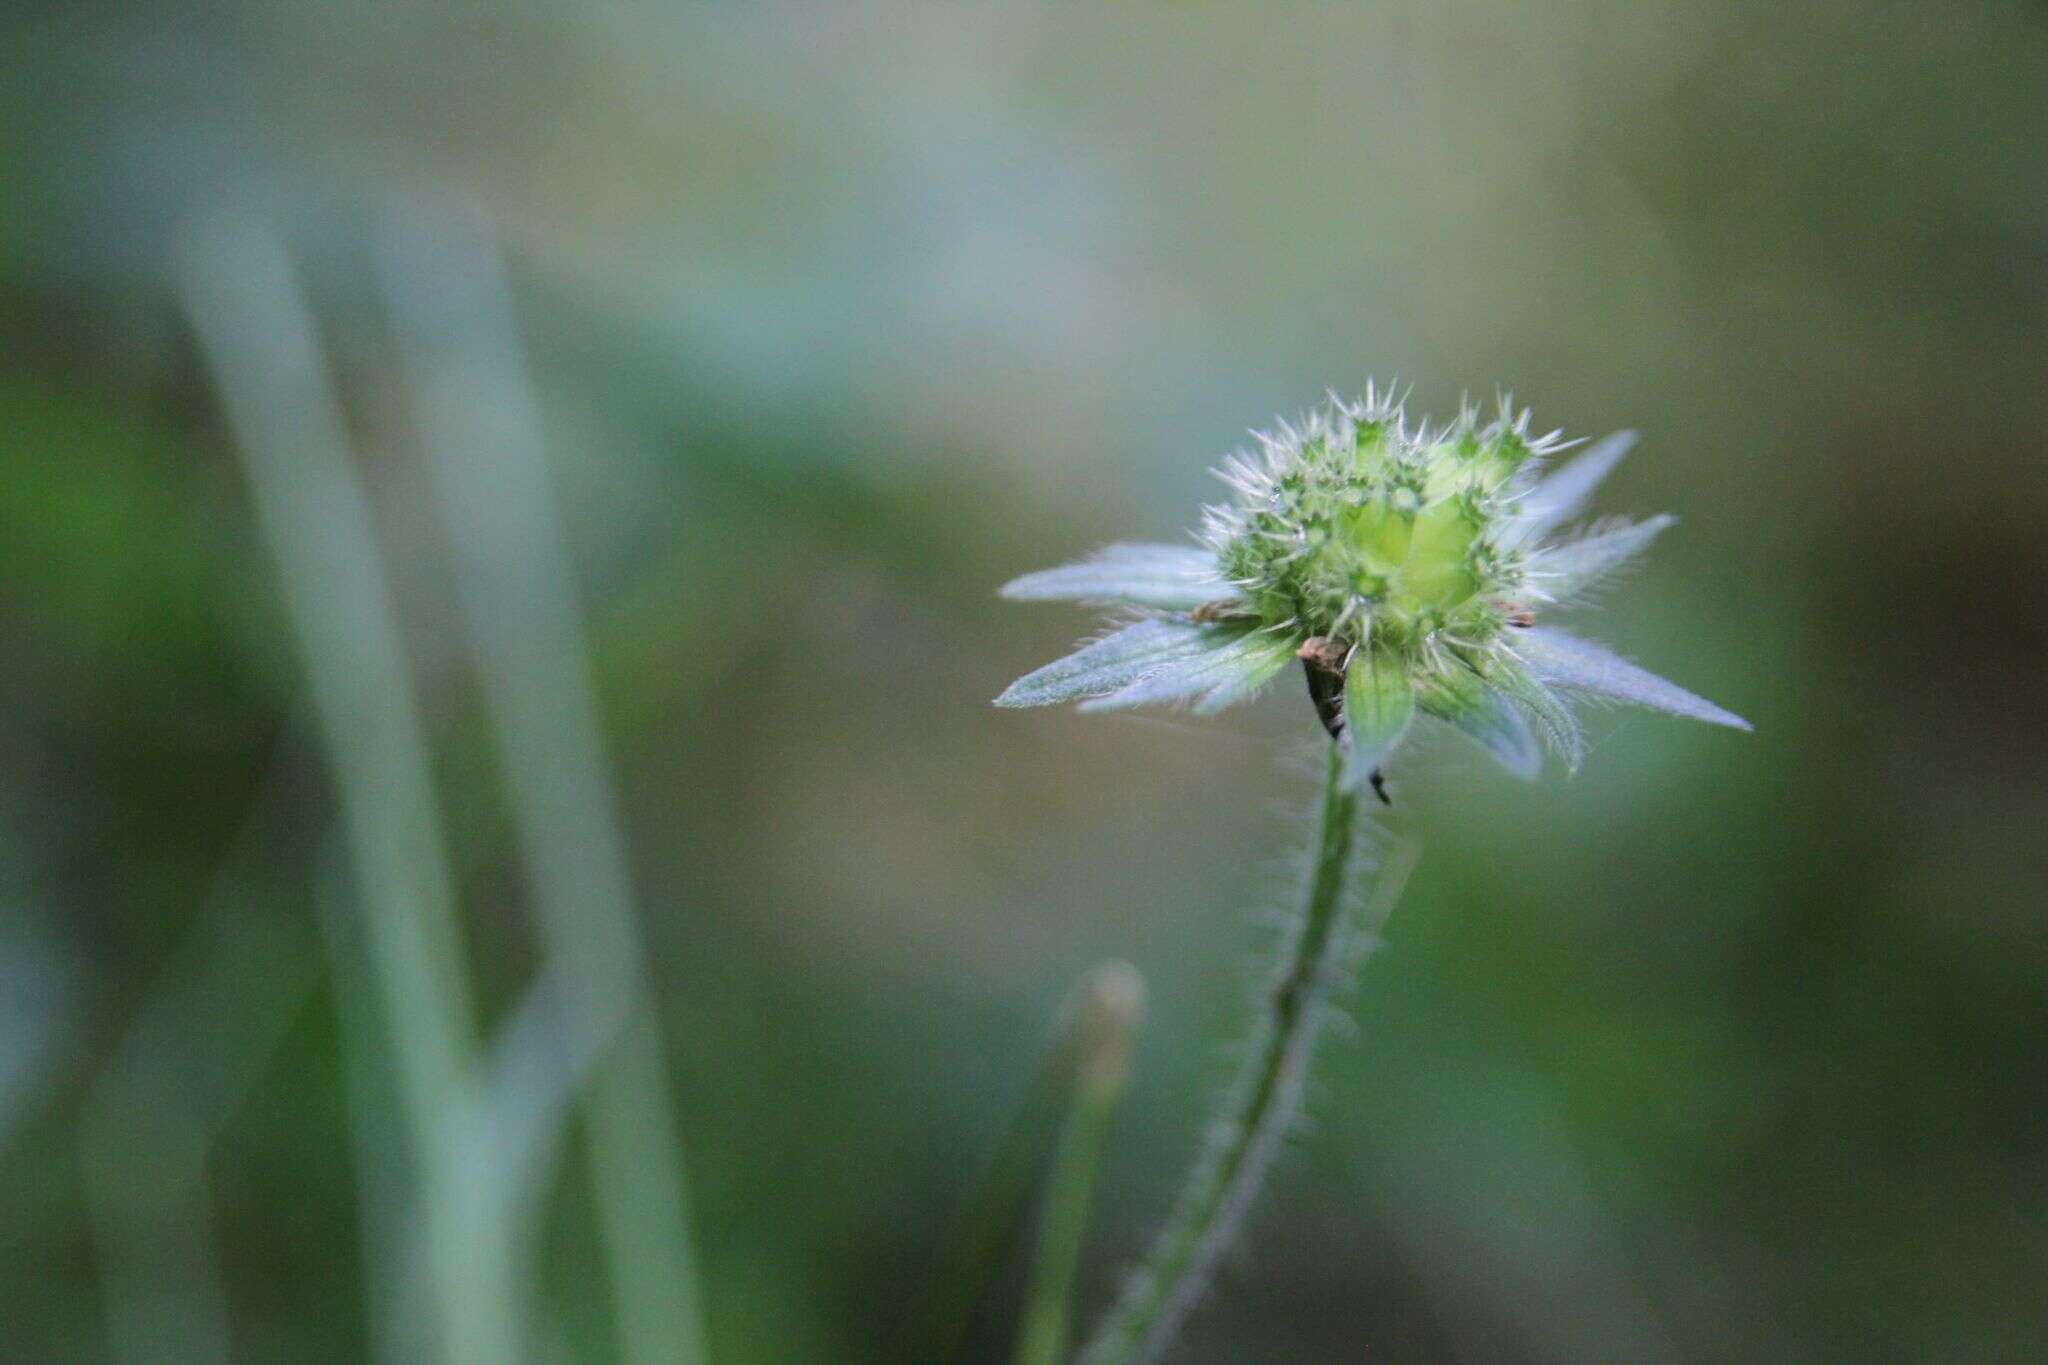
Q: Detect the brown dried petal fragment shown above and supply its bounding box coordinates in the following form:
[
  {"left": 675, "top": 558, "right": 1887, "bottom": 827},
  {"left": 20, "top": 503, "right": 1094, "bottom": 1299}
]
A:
[
  {"left": 1193, "top": 599, "right": 1259, "bottom": 625},
  {"left": 1295, "top": 635, "right": 1351, "bottom": 673}
]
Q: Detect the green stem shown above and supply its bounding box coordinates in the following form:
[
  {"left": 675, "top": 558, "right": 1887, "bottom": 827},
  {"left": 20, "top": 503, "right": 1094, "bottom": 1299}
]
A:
[
  {"left": 1076, "top": 741, "right": 1384, "bottom": 1365},
  {"left": 1013, "top": 965, "right": 1145, "bottom": 1365}
]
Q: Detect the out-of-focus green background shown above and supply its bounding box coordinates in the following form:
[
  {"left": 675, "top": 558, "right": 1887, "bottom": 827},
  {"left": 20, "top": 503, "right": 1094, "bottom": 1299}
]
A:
[{"left": 5, "top": 1, "right": 2046, "bottom": 1361}]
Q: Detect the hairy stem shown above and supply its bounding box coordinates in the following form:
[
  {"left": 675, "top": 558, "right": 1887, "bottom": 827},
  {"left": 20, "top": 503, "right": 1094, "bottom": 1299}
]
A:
[{"left": 1077, "top": 741, "right": 1385, "bottom": 1365}]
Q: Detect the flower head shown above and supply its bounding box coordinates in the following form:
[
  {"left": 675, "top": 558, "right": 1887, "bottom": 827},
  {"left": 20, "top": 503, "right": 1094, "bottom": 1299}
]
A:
[{"left": 996, "top": 384, "right": 1748, "bottom": 797}]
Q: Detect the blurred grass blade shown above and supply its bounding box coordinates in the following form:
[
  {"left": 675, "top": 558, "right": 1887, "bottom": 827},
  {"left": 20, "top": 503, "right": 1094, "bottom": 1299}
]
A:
[
  {"left": 82, "top": 748, "right": 322, "bottom": 1365},
  {"left": 316, "top": 856, "right": 425, "bottom": 1365},
  {"left": 375, "top": 201, "right": 709, "bottom": 1365},
  {"left": 0, "top": 926, "right": 69, "bottom": 1155},
  {"left": 83, "top": 1153, "right": 233, "bottom": 1365},
  {"left": 1012, "top": 963, "right": 1145, "bottom": 1365},
  {"left": 904, "top": 964, "right": 1137, "bottom": 1363},
  {"left": 179, "top": 206, "right": 522, "bottom": 1364},
  {"left": 903, "top": 1062, "right": 1070, "bottom": 1362},
  {"left": 481, "top": 968, "right": 620, "bottom": 1226}
]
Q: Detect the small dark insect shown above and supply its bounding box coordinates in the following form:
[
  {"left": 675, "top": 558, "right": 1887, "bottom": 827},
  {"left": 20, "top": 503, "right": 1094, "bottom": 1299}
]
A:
[
  {"left": 1301, "top": 656, "right": 1346, "bottom": 739},
  {"left": 1501, "top": 602, "right": 1536, "bottom": 629},
  {"left": 1297, "top": 639, "right": 1394, "bottom": 806}
]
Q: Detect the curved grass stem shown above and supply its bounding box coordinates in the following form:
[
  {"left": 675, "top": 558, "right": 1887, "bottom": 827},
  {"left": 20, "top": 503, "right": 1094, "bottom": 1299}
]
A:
[
  {"left": 1077, "top": 741, "right": 1398, "bottom": 1365},
  {"left": 1012, "top": 964, "right": 1145, "bottom": 1365},
  {"left": 906, "top": 964, "right": 1140, "bottom": 1364},
  {"left": 182, "top": 209, "right": 520, "bottom": 1362}
]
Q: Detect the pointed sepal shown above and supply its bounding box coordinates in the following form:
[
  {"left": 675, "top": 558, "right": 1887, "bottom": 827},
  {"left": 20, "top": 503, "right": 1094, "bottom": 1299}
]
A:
[
  {"left": 1530, "top": 515, "right": 1675, "bottom": 605},
  {"left": 1517, "top": 627, "right": 1750, "bottom": 730},
  {"left": 1514, "top": 429, "right": 1638, "bottom": 538},
  {"left": 1419, "top": 673, "right": 1541, "bottom": 779},
  {"left": 1486, "top": 659, "right": 1585, "bottom": 773},
  {"left": 1000, "top": 543, "right": 1231, "bottom": 612},
  {"left": 1341, "top": 647, "right": 1415, "bottom": 791},
  {"left": 1078, "top": 629, "right": 1296, "bottom": 713},
  {"left": 995, "top": 618, "right": 1227, "bottom": 708}
]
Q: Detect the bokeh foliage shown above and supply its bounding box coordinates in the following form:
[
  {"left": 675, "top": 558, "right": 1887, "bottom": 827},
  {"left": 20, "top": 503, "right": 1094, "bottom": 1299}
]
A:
[{"left": 4, "top": 0, "right": 2047, "bottom": 1360}]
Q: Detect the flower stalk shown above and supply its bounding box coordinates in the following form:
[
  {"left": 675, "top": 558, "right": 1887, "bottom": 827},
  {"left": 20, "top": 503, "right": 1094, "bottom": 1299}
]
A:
[
  {"left": 996, "top": 383, "right": 1747, "bottom": 1361},
  {"left": 1076, "top": 741, "right": 1379, "bottom": 1365}
]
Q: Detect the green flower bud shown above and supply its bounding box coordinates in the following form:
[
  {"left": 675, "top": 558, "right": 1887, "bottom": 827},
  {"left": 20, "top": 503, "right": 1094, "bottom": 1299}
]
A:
[{"left": 998, "top": 384, "right": 1749, "bottom": 799}]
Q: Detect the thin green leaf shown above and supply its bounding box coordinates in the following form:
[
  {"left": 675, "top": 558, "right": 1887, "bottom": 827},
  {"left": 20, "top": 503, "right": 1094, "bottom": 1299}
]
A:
[
  {"left": 1001, "top": 543, "right": 1231, "bottom": 612},
  {"left": 995, "top": 619, "right": 1226, "bottom": 708},
  {"left": 1341, "top": 648, "right": 1414, "bottom": 790},
  {"left": 1518, "top": 627, "right": 1750, "bottom": 730}
]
